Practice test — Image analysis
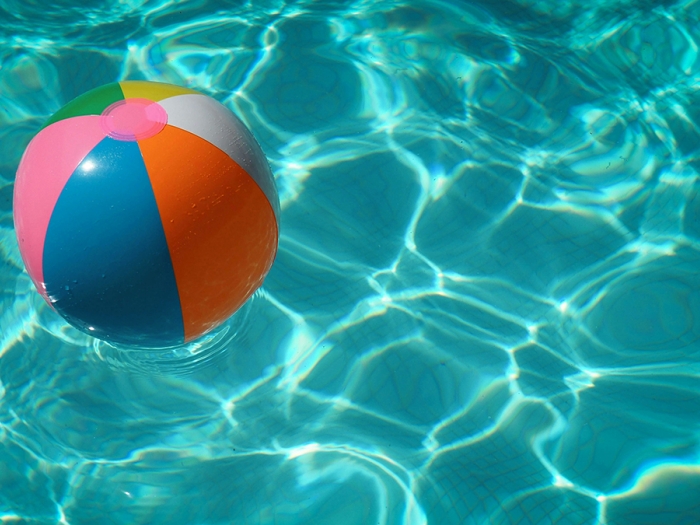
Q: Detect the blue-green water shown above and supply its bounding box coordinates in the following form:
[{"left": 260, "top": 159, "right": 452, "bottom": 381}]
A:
[{"left": 2, "top": 0, "right": 700, "bottom": 523}]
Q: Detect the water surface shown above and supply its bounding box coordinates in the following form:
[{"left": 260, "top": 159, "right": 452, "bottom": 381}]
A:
[{"left": 1, "top": 0, "right": 700, "bottom": 523}]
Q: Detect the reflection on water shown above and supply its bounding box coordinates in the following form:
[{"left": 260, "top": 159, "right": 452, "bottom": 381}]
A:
[{"left": 1, "top": 0, "right": 700, "bottom": 523}]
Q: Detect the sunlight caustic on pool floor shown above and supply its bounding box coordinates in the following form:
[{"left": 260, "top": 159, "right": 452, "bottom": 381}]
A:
[{"left": 1, "top": 0, "right": 700, "bottom": 523}]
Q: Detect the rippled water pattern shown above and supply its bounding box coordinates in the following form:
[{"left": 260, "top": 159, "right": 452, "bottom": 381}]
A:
[{"left": 1, "top": 0, "right": 700, "bottom": 523}]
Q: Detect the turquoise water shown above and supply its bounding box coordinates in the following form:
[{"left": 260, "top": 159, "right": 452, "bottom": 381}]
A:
[{"left": 1, "top": 0, "right": 700, "bottom": 523}]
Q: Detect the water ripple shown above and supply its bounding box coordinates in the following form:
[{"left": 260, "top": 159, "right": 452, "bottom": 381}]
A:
[{"left": 2, "top": 0, "right": 700, "bottom": 523}]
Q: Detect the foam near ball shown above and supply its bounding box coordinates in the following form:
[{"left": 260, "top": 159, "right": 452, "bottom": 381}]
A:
[{"left": 13, "top": 81, "right": 279, "bottom": 347}]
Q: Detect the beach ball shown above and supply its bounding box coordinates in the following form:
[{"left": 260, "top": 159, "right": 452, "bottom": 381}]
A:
[{"left": 13, "top": 81, "right": 280, "bottom": 347}]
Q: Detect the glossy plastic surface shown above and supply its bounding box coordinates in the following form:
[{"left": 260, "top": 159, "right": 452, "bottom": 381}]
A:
[{"left": 13, "top": 81, "right": 279, "bottom": 347}]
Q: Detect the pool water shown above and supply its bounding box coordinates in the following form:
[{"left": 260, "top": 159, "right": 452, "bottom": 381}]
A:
[{"left": 1, "top": 0, "right": 700, "bottom": 523}]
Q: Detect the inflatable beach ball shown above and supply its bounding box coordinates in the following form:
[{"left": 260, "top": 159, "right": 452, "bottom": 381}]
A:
[{"left": 13, "top": 81, "right": 279, "bottom": 347}]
